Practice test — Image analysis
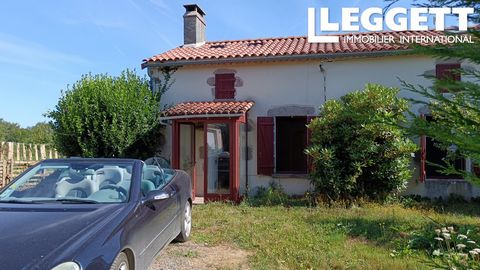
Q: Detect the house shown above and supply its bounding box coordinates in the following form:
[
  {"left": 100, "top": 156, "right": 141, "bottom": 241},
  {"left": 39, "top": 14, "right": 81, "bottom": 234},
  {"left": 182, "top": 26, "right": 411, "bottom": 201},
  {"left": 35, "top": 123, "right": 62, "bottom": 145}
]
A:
[{"left": 142, "top": 4, "right": 480, "bottom": 201}]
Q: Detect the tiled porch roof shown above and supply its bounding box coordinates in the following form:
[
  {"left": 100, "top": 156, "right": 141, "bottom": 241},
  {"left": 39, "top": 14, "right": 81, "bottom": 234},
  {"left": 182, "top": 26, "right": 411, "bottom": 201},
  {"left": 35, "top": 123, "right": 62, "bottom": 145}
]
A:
[{"left": 163, "top": 101, "right": 254, "bottom": 117}]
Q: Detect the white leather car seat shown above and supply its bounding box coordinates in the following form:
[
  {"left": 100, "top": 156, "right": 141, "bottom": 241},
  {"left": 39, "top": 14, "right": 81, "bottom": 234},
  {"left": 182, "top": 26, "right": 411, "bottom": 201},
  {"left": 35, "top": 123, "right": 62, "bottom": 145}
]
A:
[
  {"left": 55, "top": 178, "right": 95, "bottom": 198},
  {"left": 94, "top": 167, "right": 124, "bottom": 191}
]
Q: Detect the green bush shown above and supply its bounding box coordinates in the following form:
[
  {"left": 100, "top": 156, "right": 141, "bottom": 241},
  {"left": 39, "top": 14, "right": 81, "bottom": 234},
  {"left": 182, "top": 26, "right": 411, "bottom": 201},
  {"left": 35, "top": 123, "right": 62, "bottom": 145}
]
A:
[
  {"left": 47, "top": 69, "right": 165, "bottom": 158},
  {"left": 246, "top": 182, "right": 290, "bottom": 206},
  {"left": 306, "top": 84, "right": 417, "bottom": 202}
]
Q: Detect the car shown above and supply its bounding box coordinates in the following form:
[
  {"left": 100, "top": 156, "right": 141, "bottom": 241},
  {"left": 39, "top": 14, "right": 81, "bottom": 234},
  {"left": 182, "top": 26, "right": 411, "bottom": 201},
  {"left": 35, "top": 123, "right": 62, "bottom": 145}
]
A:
[{"left": 0, "top": 158, "right": 192, "bottom": 270}]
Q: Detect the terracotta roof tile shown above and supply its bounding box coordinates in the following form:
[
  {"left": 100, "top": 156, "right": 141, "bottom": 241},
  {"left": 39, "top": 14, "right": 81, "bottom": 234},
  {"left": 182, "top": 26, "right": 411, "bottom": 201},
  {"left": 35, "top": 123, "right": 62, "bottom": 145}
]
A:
[
  {"left": 144, "top": 30, "right": 445, "bottom": 65},
  {"left": 164, "top": 101, "right": 254, "bottom": 117}
]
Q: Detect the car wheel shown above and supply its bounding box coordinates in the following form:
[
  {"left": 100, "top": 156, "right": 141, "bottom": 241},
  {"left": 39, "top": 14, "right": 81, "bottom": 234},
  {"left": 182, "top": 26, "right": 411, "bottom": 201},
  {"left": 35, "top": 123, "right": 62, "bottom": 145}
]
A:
[
  {"left": 110, "top": 252, "right": 129, "bottom": 270},
  {"left": 175, "top": 201, "right": 192, "bottom": 242}
]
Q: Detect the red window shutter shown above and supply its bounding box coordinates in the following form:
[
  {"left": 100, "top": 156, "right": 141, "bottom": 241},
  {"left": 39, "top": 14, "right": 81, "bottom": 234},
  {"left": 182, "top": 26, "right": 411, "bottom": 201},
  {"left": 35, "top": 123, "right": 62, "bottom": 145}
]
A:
[
  {"left": 306, "top": 116, "right": 316, "bottom": 173},
  {"left": 257, "top": 117, "right": 274, "bottom": 175},
  {"left": 215, "top": 73, "right": 235, "bottom": 99},
  {"left": 436, "top": 63, "right": 461, "bottom": 92},
  {"left": 420, "top": 113, "right": 426, "bottom": 182}
]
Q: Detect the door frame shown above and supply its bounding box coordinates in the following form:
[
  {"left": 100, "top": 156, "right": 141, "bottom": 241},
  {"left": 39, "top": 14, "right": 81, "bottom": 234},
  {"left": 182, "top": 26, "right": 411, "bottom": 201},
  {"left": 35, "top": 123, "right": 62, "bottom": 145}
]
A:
[
  {"left": 172, "top": 116, "right": 244, "bottom": 202},
  {"left": 176, "top": 123, "right": 196, "bottom": 200}
]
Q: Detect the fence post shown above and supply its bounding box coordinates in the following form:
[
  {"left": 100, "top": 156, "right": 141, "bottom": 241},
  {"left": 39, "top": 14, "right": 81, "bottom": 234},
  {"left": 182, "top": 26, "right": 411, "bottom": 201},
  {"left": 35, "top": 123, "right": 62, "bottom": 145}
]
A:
[
  {"left": 28, "top": 144, "right": 32, "bottom": 161},
  {"left": 15, "top": 143, "right": 19, "bottom": 161},
  {"left": 2, "top": 160, "right": 6, "bottom": 188},
  {"left": 7, "top": 142, "right": 14, "bottom": 184},
  {"left": 22, "top": 143, "right": 26, "bottom": 161},
  {"left": 0, "top": 142, "right": 59, "bottom": 182},
  {"left": 40, "top": 144, "right": 46, "bottom": 160},
  {"left": 7, "top": 142, "right": 13, "bottom": 161}
]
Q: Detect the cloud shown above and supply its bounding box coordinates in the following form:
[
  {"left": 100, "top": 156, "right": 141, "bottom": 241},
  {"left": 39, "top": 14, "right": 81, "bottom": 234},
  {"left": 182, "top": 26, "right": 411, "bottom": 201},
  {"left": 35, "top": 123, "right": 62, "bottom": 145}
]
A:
[{"left": 0, "top": 34, "right": 90, "bottom": 73}]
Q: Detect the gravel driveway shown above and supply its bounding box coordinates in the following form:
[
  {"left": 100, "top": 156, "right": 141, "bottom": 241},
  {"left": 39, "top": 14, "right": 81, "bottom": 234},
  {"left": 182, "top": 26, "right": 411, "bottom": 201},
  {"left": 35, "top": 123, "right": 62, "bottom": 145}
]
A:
[{"left": 149, "top": 241, "right": 250, "bottom": 270}]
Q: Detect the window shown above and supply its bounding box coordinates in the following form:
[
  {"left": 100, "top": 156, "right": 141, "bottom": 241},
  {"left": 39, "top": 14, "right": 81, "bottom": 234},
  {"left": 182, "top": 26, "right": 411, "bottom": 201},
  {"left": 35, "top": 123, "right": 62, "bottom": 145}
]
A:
[
  {"left": 215, "top": 73, "right": 235, "bottom": 99},
  {"left": 436, "top": 63, "right": 461, "bottom": 92},
  {"left": 0, "top": 161, "right": 135, "bottom": 203},
  {"left": 275, "top": 116, "right": 308, "bottom": 173},
  {"left": 141, "top": 164, "right": 176, "bottom": 196}
]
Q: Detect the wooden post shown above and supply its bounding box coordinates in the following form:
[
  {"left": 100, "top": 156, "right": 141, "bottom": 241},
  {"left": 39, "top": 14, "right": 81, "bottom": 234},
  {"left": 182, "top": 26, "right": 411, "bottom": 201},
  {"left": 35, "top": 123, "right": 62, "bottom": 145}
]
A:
[
  {"left": 22, "top": 143, "right": 26, "bottom": 161},
  {"left": 40, "top": 144, "right": 46, "bottom": 160},
  {"left": 28, "top": 144, "right": 32, "bottom": 161},
  {"left": 34, "top": 145, "right": 39, "bottom": 161},
  {"left": 0, "top": 142, "right": 3, "bottom": 187},
  {"left": 1, "top": 160, "right": 5, "bottom": 188},
  {"left": 7, "top": 143, "right": 13, "bottom": 184},
  {"left": 7, "top": 142, "right": 13, "bottom": 161},
  {"left": 16, "top": 143, "right": 20, "bottom": 161}
]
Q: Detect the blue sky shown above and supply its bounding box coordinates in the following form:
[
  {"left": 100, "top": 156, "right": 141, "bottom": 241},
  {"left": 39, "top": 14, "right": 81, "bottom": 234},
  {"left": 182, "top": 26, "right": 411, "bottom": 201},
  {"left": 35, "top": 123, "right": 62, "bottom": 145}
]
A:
[{"left": 0, "top": 0, "right": 462, "bottom": 127}]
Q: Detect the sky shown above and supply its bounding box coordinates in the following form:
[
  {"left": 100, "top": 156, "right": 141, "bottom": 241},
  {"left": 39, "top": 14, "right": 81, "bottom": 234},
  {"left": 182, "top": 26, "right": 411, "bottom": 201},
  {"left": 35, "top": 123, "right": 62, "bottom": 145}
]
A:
[{"left": 0, "top": 0, "right": 463, "bottom": 127}]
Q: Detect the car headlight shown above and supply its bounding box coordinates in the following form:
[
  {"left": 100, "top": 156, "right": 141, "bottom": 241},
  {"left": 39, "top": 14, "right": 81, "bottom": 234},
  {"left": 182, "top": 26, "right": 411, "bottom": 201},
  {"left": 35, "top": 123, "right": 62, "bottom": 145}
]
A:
[{"left": 51, "top": 262, "right": 80, "bottom": 270}]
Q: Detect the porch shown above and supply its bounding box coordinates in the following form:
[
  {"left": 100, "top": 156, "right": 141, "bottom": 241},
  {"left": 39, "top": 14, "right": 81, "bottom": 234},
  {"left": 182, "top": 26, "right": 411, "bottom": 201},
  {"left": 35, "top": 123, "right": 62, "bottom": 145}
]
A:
[{"left": 162, "top": 101, "right": 254, "bottom": 202}]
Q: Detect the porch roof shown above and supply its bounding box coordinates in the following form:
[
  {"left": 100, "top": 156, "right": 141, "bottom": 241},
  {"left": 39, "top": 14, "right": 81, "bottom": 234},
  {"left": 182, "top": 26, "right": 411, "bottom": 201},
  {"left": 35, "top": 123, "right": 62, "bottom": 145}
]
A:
[{"left": 162, "top": 101, "right": 254, "bottom": 119}]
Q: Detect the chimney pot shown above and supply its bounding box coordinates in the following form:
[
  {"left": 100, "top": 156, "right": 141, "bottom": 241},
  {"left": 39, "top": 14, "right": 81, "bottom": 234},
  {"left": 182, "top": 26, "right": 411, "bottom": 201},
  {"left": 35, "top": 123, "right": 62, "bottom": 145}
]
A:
[{"left": 183, "top": 4, "right": 206, "bottom": 47}]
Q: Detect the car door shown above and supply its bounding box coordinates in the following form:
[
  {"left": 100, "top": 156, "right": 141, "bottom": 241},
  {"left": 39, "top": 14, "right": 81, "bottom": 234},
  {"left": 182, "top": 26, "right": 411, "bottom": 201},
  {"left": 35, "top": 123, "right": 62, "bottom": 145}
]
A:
[{"left": 134, "top": 169, "right": 180, "bottom": 267}]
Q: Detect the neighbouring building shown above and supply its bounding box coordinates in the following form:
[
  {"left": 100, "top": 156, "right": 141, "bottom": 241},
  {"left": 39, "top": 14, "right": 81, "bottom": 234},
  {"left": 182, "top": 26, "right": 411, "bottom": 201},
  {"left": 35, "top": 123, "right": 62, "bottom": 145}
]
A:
[{"left": 142, "top": 4, "right": 480, "bottom": 202}]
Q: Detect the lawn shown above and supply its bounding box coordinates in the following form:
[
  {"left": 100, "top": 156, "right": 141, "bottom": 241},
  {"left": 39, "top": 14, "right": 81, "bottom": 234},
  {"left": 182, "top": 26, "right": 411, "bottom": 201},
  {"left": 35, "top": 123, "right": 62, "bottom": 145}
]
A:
[{"left": 190, "top": 201, "right": 480, "bottom": 270}]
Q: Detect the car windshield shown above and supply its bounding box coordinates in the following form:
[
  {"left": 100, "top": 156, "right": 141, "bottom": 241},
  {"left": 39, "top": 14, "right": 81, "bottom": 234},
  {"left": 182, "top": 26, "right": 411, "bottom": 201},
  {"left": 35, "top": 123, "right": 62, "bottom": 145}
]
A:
[{"left": 0, "top": 160, "right": 135, "bottom": 204}]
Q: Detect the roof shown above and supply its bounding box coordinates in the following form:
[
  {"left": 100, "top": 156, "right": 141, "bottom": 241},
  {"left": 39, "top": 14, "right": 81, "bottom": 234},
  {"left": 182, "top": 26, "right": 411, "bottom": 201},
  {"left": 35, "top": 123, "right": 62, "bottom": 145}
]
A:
[
  {"left": 143, "top": 30, "right": 445, "bottom": 67},
  {"left": 163, "top": 101, "right": 254, "bottom": 117}
]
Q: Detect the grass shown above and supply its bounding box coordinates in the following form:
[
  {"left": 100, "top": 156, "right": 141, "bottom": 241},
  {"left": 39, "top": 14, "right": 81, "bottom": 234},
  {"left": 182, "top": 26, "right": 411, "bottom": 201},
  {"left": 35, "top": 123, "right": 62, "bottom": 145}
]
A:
[{"left": 190, "top": 201, "right": 480, "bottom": 270}]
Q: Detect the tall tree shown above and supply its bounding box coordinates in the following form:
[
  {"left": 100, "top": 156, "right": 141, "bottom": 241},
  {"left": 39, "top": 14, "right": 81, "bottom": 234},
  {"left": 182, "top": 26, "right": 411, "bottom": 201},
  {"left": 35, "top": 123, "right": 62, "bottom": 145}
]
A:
[
  {"left": 390, "top": 0, "right": 480, "bottom": 182},
  {"left": 27, "top": 123, "right": 53, "bottom": 144},
  {"left": 0, "top": 119, "right": 53, "bottom": 144}
]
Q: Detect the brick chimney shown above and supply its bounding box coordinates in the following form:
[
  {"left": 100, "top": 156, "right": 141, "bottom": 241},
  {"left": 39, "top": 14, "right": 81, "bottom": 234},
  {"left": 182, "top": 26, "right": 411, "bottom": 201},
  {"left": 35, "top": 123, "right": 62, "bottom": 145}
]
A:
[{"left": 183, "top": 4, "right": 206, "bottom": 47}]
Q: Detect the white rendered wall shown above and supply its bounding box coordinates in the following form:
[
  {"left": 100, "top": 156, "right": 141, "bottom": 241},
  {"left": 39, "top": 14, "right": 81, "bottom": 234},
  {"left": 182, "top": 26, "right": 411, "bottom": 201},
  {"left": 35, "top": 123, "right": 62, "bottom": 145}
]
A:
[{"left": 150, "top": 55, "right": 480, "bottom": 198}]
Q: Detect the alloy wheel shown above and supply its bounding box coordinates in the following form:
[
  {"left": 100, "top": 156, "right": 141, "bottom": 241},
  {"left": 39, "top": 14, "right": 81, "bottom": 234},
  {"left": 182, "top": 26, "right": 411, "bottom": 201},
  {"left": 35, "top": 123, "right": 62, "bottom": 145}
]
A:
[{"left": 184, "top": 202, "right": 192, "bottom": 237}]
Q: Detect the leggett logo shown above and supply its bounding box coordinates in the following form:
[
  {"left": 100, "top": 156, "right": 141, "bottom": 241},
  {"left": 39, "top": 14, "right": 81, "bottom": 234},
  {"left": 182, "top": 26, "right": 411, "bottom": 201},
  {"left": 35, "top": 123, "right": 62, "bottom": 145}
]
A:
[{"left": 307, "top": 7, "right": 475, "bottom": 43}]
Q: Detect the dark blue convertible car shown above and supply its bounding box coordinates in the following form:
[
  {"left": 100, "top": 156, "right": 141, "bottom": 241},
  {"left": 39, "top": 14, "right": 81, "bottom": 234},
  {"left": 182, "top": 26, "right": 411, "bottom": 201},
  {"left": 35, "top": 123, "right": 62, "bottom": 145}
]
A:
[{"left": 0, "top": 158, "right": 192, "bottom": 270}]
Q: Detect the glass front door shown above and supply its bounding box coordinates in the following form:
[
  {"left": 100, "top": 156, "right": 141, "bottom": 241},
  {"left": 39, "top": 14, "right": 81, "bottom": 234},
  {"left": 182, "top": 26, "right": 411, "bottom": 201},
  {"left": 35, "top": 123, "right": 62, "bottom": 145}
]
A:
[
  {"left": 206, "top": 123, "right": 231, "bottom": 195},
  {"left": 179, "top": 123, "right": 195, "bottom": 197}
]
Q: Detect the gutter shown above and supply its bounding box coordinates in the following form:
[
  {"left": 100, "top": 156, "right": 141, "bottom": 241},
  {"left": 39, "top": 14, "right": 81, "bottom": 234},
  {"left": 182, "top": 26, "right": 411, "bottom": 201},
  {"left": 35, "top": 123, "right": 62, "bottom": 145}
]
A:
[
  {"left": 159, "top": 113, "right": 244, "bottom": 121},
  {"left": 142, "top": 49, "right": 413, "bottom": 68}
]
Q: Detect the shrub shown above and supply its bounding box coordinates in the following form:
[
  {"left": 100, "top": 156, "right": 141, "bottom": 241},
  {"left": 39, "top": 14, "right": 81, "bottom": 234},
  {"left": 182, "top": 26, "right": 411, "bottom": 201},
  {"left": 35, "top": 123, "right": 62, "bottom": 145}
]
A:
[
  {"left": 47, "top": 69, "right": 168, "bottom": 158},
  {"left": 246, "top": 182, "right": 289, "bottom": 206},
  {"left": 306, "top": 84, "right": 417, "bottom": 202}
]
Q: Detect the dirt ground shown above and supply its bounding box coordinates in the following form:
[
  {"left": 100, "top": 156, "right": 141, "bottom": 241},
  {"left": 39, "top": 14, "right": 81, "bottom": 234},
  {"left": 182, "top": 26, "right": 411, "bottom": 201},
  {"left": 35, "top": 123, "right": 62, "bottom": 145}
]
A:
[{"left": 149, "top": 242, "right": 250, "bottom": 270}]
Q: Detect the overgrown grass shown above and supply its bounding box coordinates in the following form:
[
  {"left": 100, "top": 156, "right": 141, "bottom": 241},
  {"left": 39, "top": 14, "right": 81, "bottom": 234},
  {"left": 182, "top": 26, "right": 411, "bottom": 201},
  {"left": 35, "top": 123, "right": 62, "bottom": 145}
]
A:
[{"left": 191, "top": 202, "right": 480, "bottom": 270}]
